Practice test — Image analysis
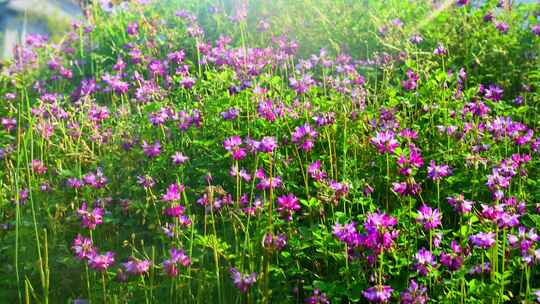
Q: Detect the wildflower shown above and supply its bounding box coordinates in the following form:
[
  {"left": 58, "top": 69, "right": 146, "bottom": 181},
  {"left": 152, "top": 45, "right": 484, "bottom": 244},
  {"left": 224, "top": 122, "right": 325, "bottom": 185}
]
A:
[
  {"left": 263, "top": 232, "right": 288, "bottom": 251},
  {"left": 484, "top": 84, "right": 503, "bottom": 102},
  {"left": 161, "top": 183, "right": 184, "bottom": 202},
  {"left": 305, "top": 288, "right": 330, "bottom": 304},
  {"left": 223, "top": 136, "right": 247, "bottom": 160},
  {"left": 127, "top": 22, "right": 139, "bottom": 36},
  {"left": 495, "top": 22, "right": 509, "bottom": 34},
  {"left": 123, "top": 258, "right": 151, "bottom": 275},
  {"left": 88, "top": 251, "right": 115, "bottom": 271},
  {"left": 447, "top": 194, "right": 474, "bottom": 214},
  {"left": 71, "top": 234, "right": 96, "bottom": 260},
  {"left": 427, "top": 160, "right": 452, "bottom": 181},
  {"left": 137, "top": 175, "right": 155, "bottom": 189},
  {"left": 469, "top": 232, "right": 496, "bottom": 249},
  {"left": 277, "top": 194, "right": 301, "bottom": 221},
  {"left": 400, "top": 280, "right": 428, "bottom": 304},
  {"left": 289, "top": 74, "right": 315, "bottom": 94},
  {"left": 142, "top": 140, "right": 161, "bottom": 158},
  {"left": 171, "top": 152, "right": 189, "bottom": 165},
  {"left": 77, "top": 203, "right": 104, "bottom": 230},
  {"left": 221, "top": 108, "right": 240, "bottom": 120},
  {"left": 292, "top": 123, "right": 318, "bottom": 151},
  {"left": 402, "top": 69, "right": 419, "bottom": 91},
  {"left": 409, "top": 34, "right": 423, "bottom": 44},
  {"left": 532, "top": 24, "right": 540, "bottom": 36},
  {"left": 229, "top": 267, "right": 257, "bottom": 293},
  {"left": 414, "top": 248, "right": 437, "bottom": 276},
  {"left": 258, "top": 136, "right": 277, "bottom": 153},
  {"left": 456, "top": 0, "right": 469, "bottom": 6},
  {"left": 31, "top": 160, "right": 48, "bottom": 175},
  {"left": 416, "top": 205, "right": 442, "bottom": 230},
  {"left": 440, "top": 240, "right": 463, "bottom": 271},
  {"left": 308, "top": 160, "right": 327, "bottom": 181},
  {"left": 163, "top": 248, "right": 191, "bottom": 277},
  {"left": 370, "top": 130, "right": 399, "bottom": 154},
  {"left": 362, "top": 285, "right": 393, "bottom": 303},
  {"left": 433, "top": 44, "right": 447, "bottom": 56}
]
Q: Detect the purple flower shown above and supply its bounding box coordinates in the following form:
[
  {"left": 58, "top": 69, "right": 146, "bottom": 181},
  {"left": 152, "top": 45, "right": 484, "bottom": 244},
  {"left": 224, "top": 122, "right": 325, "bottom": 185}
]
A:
[
  {"left": 402, "top": 69, "right": 419, "bottom": 91},
  {"left": 370, "top": 130, "right": 399, "bottom": 154},
  {"left": 400, "top": 280, "right": 428, "bottom": 304},
  {"left": 258, "top": 136, "right": 277, "bottom": 153},
  {"left": 88, "top": 251, "right": 115, "bottom": 271},
  {"left": 263, "top": 232, "right": 288, "bottom": 251},
  {"left": 277, "top": 194, "right": 301, "bottom": 221},
  {"left": 469, "top": 232, "right": 496, "bottom": 249},
  {"left": 440, "top": 240, "right": 463, "bottom": 271},
  {"left": 71, "top": 234, "right": 96, "bottom": 260},
  {"left": 409, "top": 34, "right": 423, "bottom": 44},
  {"left": 221, "top": 108, "right": 240, "bottom": 120},
  {"left": 305, "top": 288, "right": 330, "bottom": 304},
  {"left": 171, "top": 152, "right": 189, "bottom": 165},
  {"left": 137, "top": 175, "right": 155, "bottom": 189},
  {"left": 292, "top": 123, "right": 318, "bottom": 151},
  {"left": 290, "top": 74, "right": 315, "bottom": 94},
  {"left": 484, "top": 84, "right": 503, "bottom": 102},
  {"left": 447, "top": 194, "right": 474, "bottom": 214},
  {"left": 224, "top": 136, "right": 246, "bottom": 160},
  {"left": 161, "top": 183, "right": 184, "bottom": 202},
  {"left": 433, "top": 43, "right": 447, "bottom": 56},
  {"left": 495, "top": 22, "right": 509, "bottom": 34},
  {"left": 127, "top": 22, "right": 139, "bottom": 36},
  {"left": 427, "top": 160, "right": 452, "bottom": 181},
  {"left": 163, "top": 248, "right": 191, "bottom": 277},
  {"left": 123, "top": 258, "right": 151, "bottom": 275},
  {"left": 416, "top": 205, "right": 442, "bottom": 230},
  {"left": 414, "top": 248, "right": 437, "bottom": 276},
  {"left": 532, "top": 24, "right": 540, "bottom": 36},
  {"left": 308, "top": 160, "right": 327, "bottom": 181},
  {"left": 142, "top": 140, "right": 161, "bottom": 158},
  {"left": 456, "top": 0, "right": 468, "bottom": 6},
  {"left": 362, "top": 285, "right": 393, "bottom": 303},
  {"left": 77, "top": 203, "right": 104, "bottom": 230},
  {"left": 229, "top": 267, "right": 257, "bottom": 293}
]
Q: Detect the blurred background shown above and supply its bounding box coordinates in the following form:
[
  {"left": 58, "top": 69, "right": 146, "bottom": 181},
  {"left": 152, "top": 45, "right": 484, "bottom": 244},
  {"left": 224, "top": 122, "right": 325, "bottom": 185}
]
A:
[{"left": 0, "top": 0, "right": 83, "bottom": 60}]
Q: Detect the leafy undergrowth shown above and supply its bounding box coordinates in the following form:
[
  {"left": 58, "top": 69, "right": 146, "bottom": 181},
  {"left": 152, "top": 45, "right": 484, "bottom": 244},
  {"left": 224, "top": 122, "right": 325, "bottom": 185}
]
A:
[{"left": 1, "top": 0, "right": 540, "bottom": 303}]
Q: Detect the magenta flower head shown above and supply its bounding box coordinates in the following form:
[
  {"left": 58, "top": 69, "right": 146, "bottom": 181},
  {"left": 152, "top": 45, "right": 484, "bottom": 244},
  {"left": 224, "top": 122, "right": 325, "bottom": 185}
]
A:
[
  {"left": 171, "top": 151, "right": 189, "bottom": 165},
  {"left": 416, "top": 205, "right": 442, "bottom": 231},
  {"left": 305, "top": 288, "right": 330, "bottom": 304},
  {"left": 229, "top": 267, "right": 257, "bottom": 293},
  {"left": 495, "top": 22, "right": 509, "bottom": 34},
  {"left": 362, "top": 285, "right": 393, "bottom": 303},
  {"left": 223, "top": 136, "right": 247, "bottom": 160},
  {"left": 370, "top": 130, "right": 399, "bottom": 154},
  {"left": 258, "top": 136, "right": 277, "bottom": 153},
  {"left": 400, "top": 280, "right": 428, "bottom": 304},
  {"left": 469, "top": 232, "right": 496, "bottom": 249},
  {"left": 88, "top": 251, "right": 115, "bottom": 271},
  {"left": 127, "top": 22, "right": 139, "bottom": 36},
  {"left": 427, "top": 160, "right": 452, "bottom": 181},
  {"left": 142, "top": 140, "right": 161, "bottom": 158},
  {"left": 77, "top": 202, "right": 104, "bottom": 230},
  {"left": 308, "top": 160, "right": 327, "bottom": 181},
  {"left": 123, "top": 258, "right": 151, "bottom": 275},
  {"left": 456, "top": 0, "right": 468, "bottom": 6},
  {"left": 162, "top": 248, "right": 191, "bottom": 277},
  {"left": 484, "top": 84, "right": 503, "bottom": 102},
  {"left": 433, "top": 43, "right": 447, "bottom": 56},
  {"left": 277, "top": 193, "right": 301, "bottom": 221},
  {"left": 532, "top": 24, "right": 540, "bottom": 36},
  {"left": 414, "top": 248, "right": 437, "bottom": 276},
  {"left": 72, "top": 234, "right": 96, "bottom": 260},
  {"left": 161, "top": 183, "right": 184, "bottom": 202},
  {"left": 447, "top": 194, "right": 474, "bottom": 214},
  {"left": 292, "top": 123, "right": 318, "bottom": 151}
]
